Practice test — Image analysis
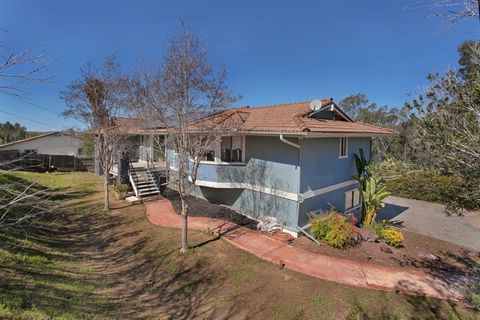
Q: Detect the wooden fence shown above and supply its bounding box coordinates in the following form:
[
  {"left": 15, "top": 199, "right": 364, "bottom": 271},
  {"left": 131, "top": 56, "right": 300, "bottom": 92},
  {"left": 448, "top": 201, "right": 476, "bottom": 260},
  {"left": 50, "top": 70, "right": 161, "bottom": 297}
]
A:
[{"left": 0, "top": 150, "right": 94, "bottom": 172}]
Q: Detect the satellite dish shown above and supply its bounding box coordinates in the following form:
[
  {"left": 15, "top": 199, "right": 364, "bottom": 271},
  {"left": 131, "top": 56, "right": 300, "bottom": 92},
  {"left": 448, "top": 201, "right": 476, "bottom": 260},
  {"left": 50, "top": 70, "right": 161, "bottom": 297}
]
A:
[{"left": 309, "top": 99, "right": 323, "bottom": 111}]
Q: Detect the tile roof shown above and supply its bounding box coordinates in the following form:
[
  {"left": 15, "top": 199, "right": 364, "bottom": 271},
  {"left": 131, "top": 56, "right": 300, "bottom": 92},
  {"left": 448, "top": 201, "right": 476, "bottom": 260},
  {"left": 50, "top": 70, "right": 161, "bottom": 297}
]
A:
[{"left": 189, "top": 99, "right": 394, "bottom": 135}]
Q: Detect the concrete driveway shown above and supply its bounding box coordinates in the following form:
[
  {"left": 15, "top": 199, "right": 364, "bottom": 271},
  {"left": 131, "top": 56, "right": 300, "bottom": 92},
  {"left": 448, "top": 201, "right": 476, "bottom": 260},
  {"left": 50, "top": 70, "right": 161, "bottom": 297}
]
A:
[{"left": 377, "top": 196, "right": 480, "bottom": 251}]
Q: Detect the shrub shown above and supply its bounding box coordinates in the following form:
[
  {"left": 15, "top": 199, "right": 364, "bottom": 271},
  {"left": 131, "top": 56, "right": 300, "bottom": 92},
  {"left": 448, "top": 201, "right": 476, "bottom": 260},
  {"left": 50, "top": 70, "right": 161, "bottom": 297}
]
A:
[
  {"left": 370, "top": 220, "right": 388, "bottom": 237},
  {"left": 382, "top": 228, "right": 404, "bottom": 247},
  {"left": 310, "top": 216, "right": 331, "bottom": 240},
  {"left": 466, "top": 280, "right": 480, "bottom": 312},
  {"left": 114, "top": 183, "right": 128, "bottom": 193},
  {"left": 369, "top": 160, "right": 480, "bottom": 213},
  {"left": 310, "top": 212, "right": 356, "bottom": 249}
]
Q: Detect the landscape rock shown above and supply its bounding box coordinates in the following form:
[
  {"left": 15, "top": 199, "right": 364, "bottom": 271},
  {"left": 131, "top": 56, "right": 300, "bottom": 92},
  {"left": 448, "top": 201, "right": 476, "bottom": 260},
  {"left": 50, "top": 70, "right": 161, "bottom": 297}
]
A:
[
  {"left": 354, "top": 227, "right": 379, "bottom": 243},
  {"left": 419, "top": 253, "right": 440, "bottom": 261},
  {"left": 257, "top": 216, "right": 282, "bottom": 233},
  {"left": 270, "top": 231, "right": 295, "bottom": 243},
  {"left": 380, "top": 244, "right": 393, "bottom": 254}
]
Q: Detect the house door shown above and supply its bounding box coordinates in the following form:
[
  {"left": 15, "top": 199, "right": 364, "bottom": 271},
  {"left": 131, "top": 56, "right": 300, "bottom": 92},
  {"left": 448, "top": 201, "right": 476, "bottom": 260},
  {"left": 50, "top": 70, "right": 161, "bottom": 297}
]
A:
[{"left": 139, "top": 136, "right": 153, "bottom": 162}]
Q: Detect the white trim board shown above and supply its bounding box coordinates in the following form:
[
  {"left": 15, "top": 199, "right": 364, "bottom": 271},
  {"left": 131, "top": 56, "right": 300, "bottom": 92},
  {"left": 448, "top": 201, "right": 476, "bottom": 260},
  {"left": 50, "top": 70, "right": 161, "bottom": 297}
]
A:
[
  {"left": 302, "top": 180, "right": 358, "bottom": 200},
  {"left": 195, "top": 179, "right": 359, "bottom": 202},
  {"left": 195, "top": 180, "right": 300, "bottom": 202}
]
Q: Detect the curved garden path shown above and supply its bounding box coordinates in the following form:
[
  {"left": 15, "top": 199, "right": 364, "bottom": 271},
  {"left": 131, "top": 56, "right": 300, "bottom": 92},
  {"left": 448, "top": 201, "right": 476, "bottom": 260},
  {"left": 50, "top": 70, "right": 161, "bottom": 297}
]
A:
[{"left": 145, "top": 197, "right": 466, "bottom": 301}]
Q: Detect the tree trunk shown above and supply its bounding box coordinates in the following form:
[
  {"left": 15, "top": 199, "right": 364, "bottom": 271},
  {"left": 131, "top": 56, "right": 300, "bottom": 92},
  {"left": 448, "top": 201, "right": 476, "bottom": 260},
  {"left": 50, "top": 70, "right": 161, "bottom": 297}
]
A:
[
  {"left": 179, "top": 196, "right": 189, "bottom": 254},
  {"left": 103, "top": 172, "right": 110, "bottom": 211}
]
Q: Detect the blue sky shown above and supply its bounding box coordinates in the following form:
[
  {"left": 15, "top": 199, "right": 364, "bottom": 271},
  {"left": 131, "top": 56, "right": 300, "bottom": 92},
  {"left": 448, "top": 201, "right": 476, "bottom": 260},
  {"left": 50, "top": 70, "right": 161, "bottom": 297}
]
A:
[{"left": 0, "top": 0, "right": 479, "bottom": 131}]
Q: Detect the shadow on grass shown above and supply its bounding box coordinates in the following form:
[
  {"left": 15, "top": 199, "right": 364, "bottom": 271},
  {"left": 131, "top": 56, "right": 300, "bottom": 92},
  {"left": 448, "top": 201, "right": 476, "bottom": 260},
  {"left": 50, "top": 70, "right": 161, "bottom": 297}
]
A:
[{"left": 0, "top": 173, "right": 244, "bottom": 319}]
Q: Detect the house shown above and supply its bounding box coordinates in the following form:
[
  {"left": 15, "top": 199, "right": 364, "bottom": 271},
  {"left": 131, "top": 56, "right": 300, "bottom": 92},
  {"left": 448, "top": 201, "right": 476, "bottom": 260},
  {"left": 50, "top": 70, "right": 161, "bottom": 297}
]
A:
[
  {"left": 0, "top": 131, "right": 85, "bottom": 157},
  {"left": 164, "top": 99, "right": 393, "bottom": 235},
  {"left": 113, "top": 99, "right": 392, "bottom": 234}
]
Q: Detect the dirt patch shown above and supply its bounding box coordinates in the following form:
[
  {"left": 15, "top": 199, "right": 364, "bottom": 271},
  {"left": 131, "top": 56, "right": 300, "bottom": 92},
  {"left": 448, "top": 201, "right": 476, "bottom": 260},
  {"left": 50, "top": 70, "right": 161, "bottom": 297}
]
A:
[
  {"left": 292, "top": 229, "right": 480, "bottom": 277},
  {"left": 162, "top": 188, "right": 258, "bottom": 230}
]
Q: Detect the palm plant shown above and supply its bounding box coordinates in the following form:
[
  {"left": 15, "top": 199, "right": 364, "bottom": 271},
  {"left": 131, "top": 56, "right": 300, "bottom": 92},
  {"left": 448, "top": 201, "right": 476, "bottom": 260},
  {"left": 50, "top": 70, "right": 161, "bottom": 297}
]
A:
[
  {"left": 354, "top": 148, "right": 390, "bottom": 226},
  {"left": 360, "top": 177, "right": 390, "bottom": 226}
]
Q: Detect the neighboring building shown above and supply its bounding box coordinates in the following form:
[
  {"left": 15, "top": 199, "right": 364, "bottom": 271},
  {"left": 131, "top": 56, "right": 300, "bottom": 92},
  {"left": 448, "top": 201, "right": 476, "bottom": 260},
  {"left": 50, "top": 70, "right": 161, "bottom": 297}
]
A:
[
  {"left": 0, "top": 132, "right": 85, "bottom": 157},
  {"left": 165, "top": 99, "right": 393, "bottom": 235}
]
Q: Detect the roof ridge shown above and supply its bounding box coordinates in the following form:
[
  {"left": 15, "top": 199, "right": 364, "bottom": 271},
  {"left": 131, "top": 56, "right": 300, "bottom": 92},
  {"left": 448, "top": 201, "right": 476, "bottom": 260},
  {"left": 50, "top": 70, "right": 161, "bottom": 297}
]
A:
[
  {"left": 292, "top": 115, "right": 309, "bottom": 132},
  {"left": 233, "top": 100, "right": 311, "bottom": 110}
]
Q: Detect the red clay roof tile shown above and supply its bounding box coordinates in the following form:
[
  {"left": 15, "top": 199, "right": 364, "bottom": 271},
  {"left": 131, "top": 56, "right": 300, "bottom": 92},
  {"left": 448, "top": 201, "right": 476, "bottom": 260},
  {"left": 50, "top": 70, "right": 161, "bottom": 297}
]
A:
[{"left": 195, "top": 99, "right": 394, "bottom": 135}]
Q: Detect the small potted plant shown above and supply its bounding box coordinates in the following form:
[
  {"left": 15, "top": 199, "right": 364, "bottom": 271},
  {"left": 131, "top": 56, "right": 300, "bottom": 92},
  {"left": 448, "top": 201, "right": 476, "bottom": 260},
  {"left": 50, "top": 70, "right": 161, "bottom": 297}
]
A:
[{"left": 114, "top": 183, "right": 128, "bottom": 200}]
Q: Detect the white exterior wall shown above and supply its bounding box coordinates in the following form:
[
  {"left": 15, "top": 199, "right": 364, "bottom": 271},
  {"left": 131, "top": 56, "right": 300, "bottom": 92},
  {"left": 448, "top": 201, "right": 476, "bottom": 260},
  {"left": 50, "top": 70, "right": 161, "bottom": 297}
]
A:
[{"left": 0, "top": 134, "right": 84, "bottom": 157}]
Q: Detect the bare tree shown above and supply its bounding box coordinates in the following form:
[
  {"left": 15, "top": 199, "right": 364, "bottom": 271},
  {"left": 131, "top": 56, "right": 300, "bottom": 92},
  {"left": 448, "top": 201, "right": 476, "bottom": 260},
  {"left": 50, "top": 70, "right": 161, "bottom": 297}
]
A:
[
  {"left": 0, "top": 33, "right": 52, "bottom": 97},
  {"left": 61, "top": 56, "right": 131, "bottom": 211},
  {"left": 405, "top": 0, "right": 479, "bottom": 27},
  {"left": 132, "top": 23, "right": 239, "bottom": 253},
  {"left": 0, "top": 33, "right": 55, "bottom": 230},
  {"left": 0, "top": 167, "right": 55, "bottom": 228}
]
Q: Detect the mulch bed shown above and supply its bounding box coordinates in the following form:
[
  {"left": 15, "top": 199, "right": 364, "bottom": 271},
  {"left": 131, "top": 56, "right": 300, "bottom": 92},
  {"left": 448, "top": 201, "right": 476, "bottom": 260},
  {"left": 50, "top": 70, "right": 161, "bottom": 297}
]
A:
[
  {"left": 292, "top": 229, "right": 480, "bottom": 277},
  {"left": 162, "top": 188, "right": 258, "bottom": 230}
]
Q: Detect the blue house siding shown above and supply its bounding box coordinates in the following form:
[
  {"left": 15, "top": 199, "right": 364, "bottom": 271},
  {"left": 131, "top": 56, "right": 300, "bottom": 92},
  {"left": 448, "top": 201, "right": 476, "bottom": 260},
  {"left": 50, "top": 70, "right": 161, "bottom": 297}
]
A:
[
  {"left": 296, "top": 137, "right": 371, "bottom": 227},
  {"left": 198, "top": 187, "right": 299, "bottom": 229},
  {"left": 168, "top": 135, "right": 301, "bottom": 231},
  {"left": 298, "top": 184, "right": 361, "bottom": 226},
  {"left": 299, "top": 137, "right": 370, "bottom": 193},
  {"left": 166, "top": 135, "right": 371, "bottom": 232}
]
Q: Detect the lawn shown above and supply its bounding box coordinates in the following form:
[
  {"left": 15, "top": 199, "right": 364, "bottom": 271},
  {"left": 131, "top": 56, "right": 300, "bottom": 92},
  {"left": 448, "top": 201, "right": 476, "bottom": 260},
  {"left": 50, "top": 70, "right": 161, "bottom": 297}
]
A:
[{"left": 0, "top": 171, "right": 477, "bottom": 319}]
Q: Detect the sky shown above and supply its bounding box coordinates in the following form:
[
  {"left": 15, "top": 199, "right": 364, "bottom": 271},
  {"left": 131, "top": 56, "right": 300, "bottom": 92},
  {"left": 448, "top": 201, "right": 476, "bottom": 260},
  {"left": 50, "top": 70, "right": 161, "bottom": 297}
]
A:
[{"left": 0, "top": 0, "right": 479, "bottom": 131}]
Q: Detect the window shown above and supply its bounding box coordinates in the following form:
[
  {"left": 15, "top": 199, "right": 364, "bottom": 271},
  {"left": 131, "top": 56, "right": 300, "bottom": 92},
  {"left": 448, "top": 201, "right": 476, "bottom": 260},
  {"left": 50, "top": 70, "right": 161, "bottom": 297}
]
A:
[
  {"left": 197, "top": 136, "right": 244, "bottom": 163},
  {"left": 78, "top": 148, "right": 85, "bottom": 156},
  {"left": 339, "top": 137, "right": 348, "bottom": 158},
  {"left": 345, "top": 189, "right": 361, "bottom": 211},
  {"left": 220, "top": 136, "right": 243, "bottom": 163},
  {"left": 204, "top": 150, "right": 215, "bottom": 162}
]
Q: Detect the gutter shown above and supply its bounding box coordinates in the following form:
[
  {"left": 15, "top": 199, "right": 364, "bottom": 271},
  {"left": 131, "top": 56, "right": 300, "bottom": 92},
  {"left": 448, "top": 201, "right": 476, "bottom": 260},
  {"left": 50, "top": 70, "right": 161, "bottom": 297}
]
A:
[{"left": 279, "top": 134, "right": 300, "bottom": 149}]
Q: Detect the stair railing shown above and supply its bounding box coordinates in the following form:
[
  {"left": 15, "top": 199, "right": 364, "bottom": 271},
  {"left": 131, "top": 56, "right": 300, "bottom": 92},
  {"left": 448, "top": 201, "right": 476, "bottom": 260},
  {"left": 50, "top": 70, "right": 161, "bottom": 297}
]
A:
[{"left": 128, "top": 161, "right": 140, "bottom": 198}]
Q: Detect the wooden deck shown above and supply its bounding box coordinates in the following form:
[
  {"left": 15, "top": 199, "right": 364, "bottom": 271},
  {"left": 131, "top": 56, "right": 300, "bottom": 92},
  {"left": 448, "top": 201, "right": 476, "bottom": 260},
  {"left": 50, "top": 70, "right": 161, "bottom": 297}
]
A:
[{"left": 110, "top": 161, "right": 166, "bottom": 176}]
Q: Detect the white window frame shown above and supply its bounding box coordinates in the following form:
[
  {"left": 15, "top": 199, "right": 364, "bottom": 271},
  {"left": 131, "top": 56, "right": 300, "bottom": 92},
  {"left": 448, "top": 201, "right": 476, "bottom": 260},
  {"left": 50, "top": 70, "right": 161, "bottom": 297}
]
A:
[
  {"left": 344, "top": 188, "right": 361, "bottom": 212},
  {"left": 338, "top": 137, "right": 348, "bottom": 159},
  {"left": 198, "top": 135, "right": 246, "bottom": 165}
]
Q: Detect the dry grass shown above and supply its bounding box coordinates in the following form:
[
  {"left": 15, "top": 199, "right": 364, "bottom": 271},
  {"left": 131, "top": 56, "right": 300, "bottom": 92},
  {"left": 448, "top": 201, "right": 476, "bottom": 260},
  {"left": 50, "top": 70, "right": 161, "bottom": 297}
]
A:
[{"left": 0, "top": 171, "right": 477, "bottom": 319}]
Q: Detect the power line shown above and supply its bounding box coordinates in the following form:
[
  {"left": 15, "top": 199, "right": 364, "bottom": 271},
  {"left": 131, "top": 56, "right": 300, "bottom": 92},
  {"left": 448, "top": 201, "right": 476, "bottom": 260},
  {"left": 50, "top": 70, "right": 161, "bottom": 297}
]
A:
[
  {"left": 11, "top": 95, "right": 62, "bottom": 116},
  {"left": 0, "top": 108, "right": 59, "bottom": 130}
]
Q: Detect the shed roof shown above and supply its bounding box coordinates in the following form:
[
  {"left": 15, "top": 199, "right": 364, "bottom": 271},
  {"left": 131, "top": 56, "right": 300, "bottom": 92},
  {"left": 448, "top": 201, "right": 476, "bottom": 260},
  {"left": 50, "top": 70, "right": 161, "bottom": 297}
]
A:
[{"left": 0, "top": 132, "right": 61, "bottom": 149}]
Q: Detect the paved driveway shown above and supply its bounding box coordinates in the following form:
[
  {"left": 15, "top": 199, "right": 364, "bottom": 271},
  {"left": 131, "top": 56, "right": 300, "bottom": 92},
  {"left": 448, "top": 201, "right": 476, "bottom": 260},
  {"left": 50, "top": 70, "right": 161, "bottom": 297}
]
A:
[{"left": 377, "top": 196, "right": 480, "bottom": 251}]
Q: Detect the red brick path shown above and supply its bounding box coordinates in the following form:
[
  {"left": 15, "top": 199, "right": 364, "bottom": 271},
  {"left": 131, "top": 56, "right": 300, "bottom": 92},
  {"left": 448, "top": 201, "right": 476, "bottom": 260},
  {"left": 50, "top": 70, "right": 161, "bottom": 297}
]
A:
[{"left": 145, "top": 197, "right": 462, "bottom": 301}]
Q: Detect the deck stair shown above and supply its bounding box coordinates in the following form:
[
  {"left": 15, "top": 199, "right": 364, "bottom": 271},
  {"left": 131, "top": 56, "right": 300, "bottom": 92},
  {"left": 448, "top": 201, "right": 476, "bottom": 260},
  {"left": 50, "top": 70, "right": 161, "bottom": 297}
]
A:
[{"left": 129, "top": 166, "right": 161, "bottom": 198}]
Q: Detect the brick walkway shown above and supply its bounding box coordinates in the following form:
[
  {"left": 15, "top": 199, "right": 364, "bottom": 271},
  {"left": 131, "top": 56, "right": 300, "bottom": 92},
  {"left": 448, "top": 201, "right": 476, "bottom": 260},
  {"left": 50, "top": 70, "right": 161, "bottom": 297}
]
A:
[{"left": 145, "top": 197, "right": 463, "bottom": 301}]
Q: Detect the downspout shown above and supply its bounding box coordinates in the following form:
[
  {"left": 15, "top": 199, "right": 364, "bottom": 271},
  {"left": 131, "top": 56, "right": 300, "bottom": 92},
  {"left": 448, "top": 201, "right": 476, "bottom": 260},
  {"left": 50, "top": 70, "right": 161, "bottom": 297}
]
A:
[
  {"left": 279, "top": 134, "right": 300, "bottom": 149},
  {"left": 279, "top": 134, "right": 304, "bottom": 237},
  {"left": 278, "top": 136, "right": 302, "bottom": 202}
]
